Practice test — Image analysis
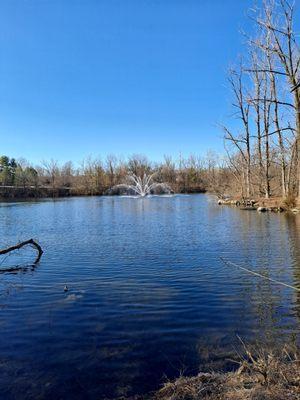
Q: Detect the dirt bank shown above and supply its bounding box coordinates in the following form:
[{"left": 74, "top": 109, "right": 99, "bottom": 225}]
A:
[{"left": 217, "top": 196, "right": 300, "bottom": 214}]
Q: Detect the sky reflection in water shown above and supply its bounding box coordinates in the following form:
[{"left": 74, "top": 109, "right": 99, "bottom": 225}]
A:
[{"left": 0, "top": 194, "right": 299, "bottom": 399}]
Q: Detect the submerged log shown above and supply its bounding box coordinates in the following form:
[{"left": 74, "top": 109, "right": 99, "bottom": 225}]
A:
[{"left": 0, "top": 239, "right": 43, "bottom": 264}]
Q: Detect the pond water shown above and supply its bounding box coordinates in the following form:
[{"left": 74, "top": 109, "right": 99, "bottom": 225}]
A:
[{"left": 0, "top": 194, "right": 300, "bottom": 399}]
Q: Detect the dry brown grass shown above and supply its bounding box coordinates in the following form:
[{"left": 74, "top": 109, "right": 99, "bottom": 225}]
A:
[
  {"left": 281, "top": 195, "right": 297, "bottom": 210},
  {"left": 154, "top": 344, "right": 300, "bottom": 400}
]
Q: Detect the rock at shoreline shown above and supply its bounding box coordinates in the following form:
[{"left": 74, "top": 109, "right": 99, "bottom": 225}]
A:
[
  {"left": 257, "top": 206, "right": 267, "bottom": 212},
  {"left": 217, "top": 197, "right": 290, "bottom": 213},
  {"left": 291, "top": 208, "right": 300, "bottom": 213},
  {"left": 217, "top": 199, "right": 241, "bottom": 206}
]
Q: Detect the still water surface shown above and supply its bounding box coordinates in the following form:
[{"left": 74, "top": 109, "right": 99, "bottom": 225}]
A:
[{"left": 0, "top": 194, "right": 300, "bottom": 399}]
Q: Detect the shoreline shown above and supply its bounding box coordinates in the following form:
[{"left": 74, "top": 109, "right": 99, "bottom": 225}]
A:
[
  {"left": 1, "top": 191, "right": 300, "bottom": 215},
  {"left": 0, "top": 187, "right": 207, "bottom": 201},
  {"left": 152, "top": 344, "right": 300, "bottom": 400},
  {"left": 217, "top": 196, "right": 300, "bottom": 214}
]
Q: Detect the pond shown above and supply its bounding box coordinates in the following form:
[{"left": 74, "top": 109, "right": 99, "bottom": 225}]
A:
[{"left": 0, "top": 194, "right": 299, "bottom": 399}]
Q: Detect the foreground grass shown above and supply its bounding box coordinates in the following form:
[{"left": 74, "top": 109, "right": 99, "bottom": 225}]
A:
[{"left": 154, "top": 344, "right": 300, "bottom": 400}]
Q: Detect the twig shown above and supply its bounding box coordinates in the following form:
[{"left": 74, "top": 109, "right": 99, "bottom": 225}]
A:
[
  {"left": 220, "top": 257, "right": 300, "bottom": 292},
  {"left": 0, "top": 239, "right": 43, "bottom": 264}
]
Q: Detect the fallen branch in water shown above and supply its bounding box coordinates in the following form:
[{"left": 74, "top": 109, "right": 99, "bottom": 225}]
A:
[
  {"left": 0, "top": 239, "right": 43, "bottom": 264},
  {"left": 220, "top": 257, "right": 300, "bottom": 292}
]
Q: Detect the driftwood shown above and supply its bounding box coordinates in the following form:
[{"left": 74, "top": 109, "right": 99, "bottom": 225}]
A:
[{"left": 0, "top": 239, "right": 43, "bottom": 265}]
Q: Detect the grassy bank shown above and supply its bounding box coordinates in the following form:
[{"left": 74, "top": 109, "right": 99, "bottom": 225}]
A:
[{"left": 154, "top": 345, "right": 300, "bottom": 400}]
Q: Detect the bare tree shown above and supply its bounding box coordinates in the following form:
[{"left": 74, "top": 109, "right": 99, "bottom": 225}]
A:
[
  {"left": 42, "top": 159, "right": 59, "bottom": 191},
  {"left": 127, "top": 154, "right": 152, "bottom": 177},
  {"left": 223, "top": 65, "right": 252, "bottom": 198},
  {"left": 252, "top": 0, "right": 300, "bottom": 197},
  {"left": 61, "top": 161, "right": 74, "bottom": 188}
]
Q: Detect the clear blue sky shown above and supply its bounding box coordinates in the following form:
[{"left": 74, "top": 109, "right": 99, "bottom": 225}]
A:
[{"left": 0, "top": 0, "right": 256, "bottom": 164}]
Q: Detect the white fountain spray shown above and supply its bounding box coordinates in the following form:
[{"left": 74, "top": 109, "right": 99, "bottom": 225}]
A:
[
  {"left": 126, "top": 173, "right": 157, "bottom": 197},
  {"left": 108, "top": 172, "right": 172, "bottom": 196}
]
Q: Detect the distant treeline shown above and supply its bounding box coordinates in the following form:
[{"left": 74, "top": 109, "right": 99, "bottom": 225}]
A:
[
  {"left": 2, "top": 148, "right": 298, "bottom": 200},
  {"left": 0, "top": 154, "right": 220, "bottom": 198}
]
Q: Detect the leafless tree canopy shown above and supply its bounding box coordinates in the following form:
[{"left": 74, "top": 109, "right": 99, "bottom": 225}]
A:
[{"left": 224, "top": 0, "right": 300, "bottom": 200}]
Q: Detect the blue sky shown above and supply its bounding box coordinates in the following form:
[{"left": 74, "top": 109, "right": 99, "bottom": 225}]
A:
[{"left": 0, "top": 0, "right": 256, "bottom": 165}]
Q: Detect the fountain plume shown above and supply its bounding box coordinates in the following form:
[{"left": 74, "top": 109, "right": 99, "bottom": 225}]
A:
[
  {"left": 126, "top": 173, "right": 157, "bottom": 197},
  {"left": 108, "top": 172, "right": 172, "bottom": 196}
]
